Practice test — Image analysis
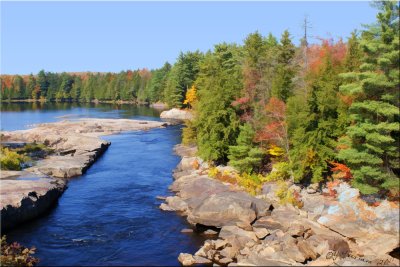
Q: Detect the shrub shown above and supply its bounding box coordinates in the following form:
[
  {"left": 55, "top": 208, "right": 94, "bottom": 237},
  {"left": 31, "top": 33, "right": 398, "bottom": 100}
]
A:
[
  {"left": 275, "top": 181, "right": 303, "bottom": 208},
  {"left": 264, "top": 162, "right": 291, "bottom": 182},
  {"left": 208, "top": 167, "right": 219, "bottom": 178},
  {"left": 236, "top": 172, "right": 264, "bottom": 196},
  {"left": 1, "top": 235, "right": 39, "bottom": 266},
  {"left": 0, "top": 148, "right": 28, "bottom": 171},
  {"left": 182, "top": 120, "right": 197, "bottom": 146}
]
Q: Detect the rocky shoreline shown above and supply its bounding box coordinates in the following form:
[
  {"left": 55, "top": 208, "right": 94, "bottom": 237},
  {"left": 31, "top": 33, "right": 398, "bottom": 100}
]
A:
[
  {"left": 0, "top": 118, "right": 170, "bottom": 231},
  {"left": 161, "top": 144, "right": 400, "bottom": 266}
]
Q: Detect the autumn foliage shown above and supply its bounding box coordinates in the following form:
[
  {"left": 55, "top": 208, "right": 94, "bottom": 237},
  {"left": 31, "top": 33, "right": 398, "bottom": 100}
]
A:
[
  {"left": 308, "top": 38, "right": 347, "bottom": 73},
  {"left": 330, "top": 161, "right": 353, "bottom": 180},
  {"left": 183, "top": 85, "right": 197, "bottom": 108}
]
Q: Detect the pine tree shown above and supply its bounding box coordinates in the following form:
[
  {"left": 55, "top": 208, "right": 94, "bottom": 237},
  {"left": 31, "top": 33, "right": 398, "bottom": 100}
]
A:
[
  {"left": 289, "top": 40, "right": 346, "bottom": 183},
  {"left": 228, "top": 123, "right": 264, "bottom": 173},
  {"left": 37, "top": 70, "right": 49, "bottom": 99},
  {"left": 338, "top": 1, "right": 399, "bottom": 194},
  {"left": 272, "top": 30, "right": 296, "bottom": 102},
  {"left": 195, "top": 44, "right": 243, "bottom": 162}
]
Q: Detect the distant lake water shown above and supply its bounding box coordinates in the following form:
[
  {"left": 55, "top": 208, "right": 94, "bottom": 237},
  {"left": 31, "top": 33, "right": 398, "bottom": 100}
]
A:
[{"left": 1, "top": 102, "right": 205, "bottom": 266}]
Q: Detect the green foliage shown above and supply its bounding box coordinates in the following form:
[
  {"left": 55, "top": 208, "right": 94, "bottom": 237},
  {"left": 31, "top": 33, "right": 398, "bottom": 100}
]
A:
[
  {"left": 164, "top": 51, "right": 203, "bottom": 108},
  {"left": 195, "top": 43, "right": 243, "bottom": 162},
  {"left": 1, "top": 235, "right": 39, "bottom": 267},
  {"left": 265, "top": 162, "right": 291, "bottom": 182},
  {"left": 271, "top": 30, "right": 296, "bottom": 102},
  {"left": 275, "top": 181, "right": 303, "bottom": 208},
  {"left": 289, "top": 44, "right": 346, "bottom": 183},
  {"left": 182, "top": 120, "right": 197, "bottom": 146},
  {"left": 0, "top": 147, "right": 28, "bottom": 171},
  {"left": 228, "top": 123, "right": 264, "bottom": 173},
  {"left": 144, "top": 62, "right": 171, "bottom": 103},
  {"left": 338, "top": 1, "right": 400, "bottom": 194}
]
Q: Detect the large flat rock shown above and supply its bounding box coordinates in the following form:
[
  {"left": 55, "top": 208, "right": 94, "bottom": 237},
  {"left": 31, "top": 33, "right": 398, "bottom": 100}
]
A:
[{"left": 0, "top": 175, "right": 66, "bottom": 231}]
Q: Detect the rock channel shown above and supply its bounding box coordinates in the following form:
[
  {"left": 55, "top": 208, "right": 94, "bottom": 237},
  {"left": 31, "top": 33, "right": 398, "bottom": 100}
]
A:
[
  {"left": 161, "top": 144, "right": 400, "bottom": 266},
  {"left": 0, "top": 118, "right": 170, "bottom": 231}
]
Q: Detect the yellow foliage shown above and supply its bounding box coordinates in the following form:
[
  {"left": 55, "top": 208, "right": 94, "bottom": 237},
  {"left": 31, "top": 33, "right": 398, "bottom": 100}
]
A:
[
  {"left": 183, "top": 85, "right": 197, "bottom": 108},
  {"left": 208, "top": 167, "right": 219, "bottom": 178},
  {"left": 236, "top": 172, "right": 264, "bottom": 195},
  {"left": 275, "top": 181, "right": 303, "bottom": 208},
  {"left": 264, "top": 162, "right": 291, "bottom": 182},
  {"left": 267, "top": 145, "right": 285, "bottom": 157}
]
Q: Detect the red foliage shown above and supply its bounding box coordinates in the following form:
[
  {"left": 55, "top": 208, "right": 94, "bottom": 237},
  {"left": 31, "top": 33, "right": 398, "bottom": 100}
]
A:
[
  {"left": 255, "top": 97, "right": 287, "bottom": 147},
  {"left": 264, "top": 97, "right": 286, "bottom": 119},
  {"left": 330, "top": 161, "right": 352, "bottom": 180},
  {"left": 308, "top": 38, "right": 347, "bottom": 74},
  {"left": 232, "top": 97, "right": 250, "bottom": 107},
  {"left": 126, "top": 70, "right": 133, "bottom": 80},
  {"left": 1, "top": 76, "right": 13, "bottom": 90}
]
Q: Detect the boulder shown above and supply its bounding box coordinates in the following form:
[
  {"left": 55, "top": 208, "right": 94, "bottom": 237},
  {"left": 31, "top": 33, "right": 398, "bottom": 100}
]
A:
[
  {"left": 159, "top": 203, "right": 174, "bottom": 211},
  {"left": 219, "top": 226, "right": 258, "bottom": 244},
  {"left": 193, "top": 256, "right": 212, "bottom": 265},
  {"left": 253, "top": 227, "right": 270, "bottom": 239},
  {"left": 187, "top": 192, "right": 257, "bottom": 227},
  {"left": 174, "top": 144, "right": 198, "bottom": 157},
  {"left": 178, "top": 253, "right": 196, "bottom": 266},
  {"left": 165, "top": 196, "right": 189, "bottom": 212},
  {"left": 176, "top": 157, "right": 202, "bottom": 172},
  {"left": 160, "top": 108, "right": 193, "bottom": 121},
  {"left": 307, "top": 183, "right": 319, "bottom": 194},
  {"left": 203, "top": 229, "right": 219, "bottom": 235}
]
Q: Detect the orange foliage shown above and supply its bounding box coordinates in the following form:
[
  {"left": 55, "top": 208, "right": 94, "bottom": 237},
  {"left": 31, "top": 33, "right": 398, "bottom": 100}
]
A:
[
  {"left": 126, "top": 70, "right": 133, "bottom": 80},
  {"left": 339, "top": 94, "right": 354, "bottom": 106},
  {"left": 139, "top": 68, "right": 151, "bottom": 80},
  {"left": 326, "top": 180, "right": 340, "bottom": 197},
  {"left": 308, "top": 38, "right": 347, "bottom": 74},
  {"left": 191, "top": 159, "right": 200, "bottom": 170},
  {"left": 255, "top": 97, "right": 287, "bottom": 146},
  {"left": 330, "top": 161, "right": 352, "bottom": 180}
]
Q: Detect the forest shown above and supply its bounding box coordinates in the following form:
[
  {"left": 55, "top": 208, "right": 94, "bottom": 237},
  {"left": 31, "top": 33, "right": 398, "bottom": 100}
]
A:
[{"left": 1, "top": 1, "right": 398, "bottom": 197}]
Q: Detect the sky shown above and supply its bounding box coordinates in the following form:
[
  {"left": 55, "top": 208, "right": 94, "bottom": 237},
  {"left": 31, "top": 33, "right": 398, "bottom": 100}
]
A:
[{"left": 1, "top": 1, "right": 378, "bottom": 75}]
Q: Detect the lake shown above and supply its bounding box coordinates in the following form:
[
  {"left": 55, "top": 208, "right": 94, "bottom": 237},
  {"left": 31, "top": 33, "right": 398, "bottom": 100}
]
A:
[{"left": 1, "top": 102, "right": 205, "bottom": 266}]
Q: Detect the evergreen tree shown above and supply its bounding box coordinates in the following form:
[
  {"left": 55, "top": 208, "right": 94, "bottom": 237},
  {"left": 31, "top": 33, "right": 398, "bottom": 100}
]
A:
[
  {"left": 164, "top": 51, "right": 203, "bottom": 107},
  {"left": 195, "top": 44, "right": 243, "bottom": 162},
  {"left": 37, "top": 70, "right": 49, "bottom": 98},
  {"left": 338, "top": 1, "right": 399, "bottom": 194},
  {"left": 289, "top": 41, "right": 346, "bottom": 183},
  {"left": 228, "top": 123, "right": 264, "bottom": 173},
  {"left": 271, "top": 30, "right": 296, "bottom": 102}
]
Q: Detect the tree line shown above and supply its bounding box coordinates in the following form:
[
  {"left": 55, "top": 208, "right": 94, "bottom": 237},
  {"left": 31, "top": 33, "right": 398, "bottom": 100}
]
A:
[{"left": 1, "top": 1, "right": 398, "bottom": 196}]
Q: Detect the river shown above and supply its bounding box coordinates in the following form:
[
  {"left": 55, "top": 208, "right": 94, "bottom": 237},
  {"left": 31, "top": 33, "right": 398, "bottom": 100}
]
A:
[{"left": 1, "top": 102, "right": 205, "bottom": 266}]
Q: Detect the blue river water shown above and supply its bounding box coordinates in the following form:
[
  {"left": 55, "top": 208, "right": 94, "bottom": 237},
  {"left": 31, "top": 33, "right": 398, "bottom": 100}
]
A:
[{"left": 1, "top": 103, "right": 205, "bottom": 266}]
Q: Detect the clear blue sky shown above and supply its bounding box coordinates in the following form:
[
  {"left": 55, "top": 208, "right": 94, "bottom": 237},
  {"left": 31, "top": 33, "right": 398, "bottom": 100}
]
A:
[{"left": 1, "top": 1, "right": 377, "bottom": 75}]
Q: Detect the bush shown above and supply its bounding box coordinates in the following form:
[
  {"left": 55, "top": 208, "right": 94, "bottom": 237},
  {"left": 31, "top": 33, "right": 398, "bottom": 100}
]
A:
[
  {"left": 1, "top": 236, "right": 39, "bottom": 266},
  {"left": 0, "top": 148, "right": 28, "bottom": 171},
  {"left": 182, "top": 120, "right": 197, "bottom": 146},
  {"left": 275, "top": 181, "right": 303, "bottom": 208},
  {"left": 208, "top": 167, "right": 219, "bottom": 178},
  {"left": 264, "top": 162, "right": 291, "bottom": 182},
  {"left": 236, "top": 172, "right": 264, "bottom": 196}
]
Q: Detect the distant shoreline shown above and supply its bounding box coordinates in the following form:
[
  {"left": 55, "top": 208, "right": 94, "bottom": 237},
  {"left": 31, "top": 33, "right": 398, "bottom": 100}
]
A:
[{"left": 0, "top": 99, "right": 168, "bottom": 109}]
